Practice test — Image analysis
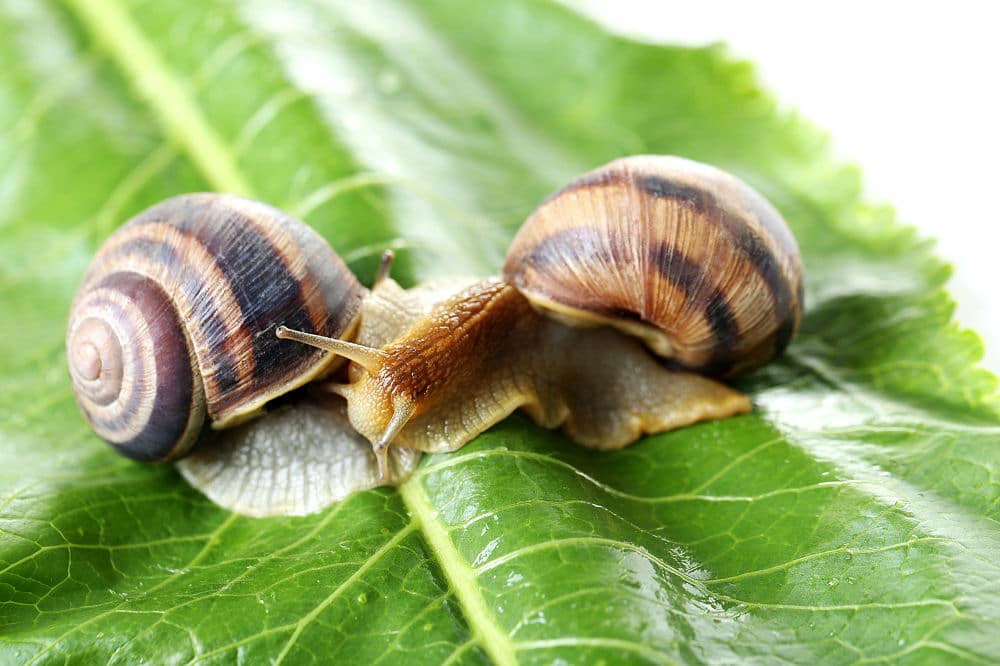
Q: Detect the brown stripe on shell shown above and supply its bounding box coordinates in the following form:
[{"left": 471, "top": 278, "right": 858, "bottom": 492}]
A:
[
  {"left": 637, "top": 170, "right": 801, "bottom": 354},
  {"left": 705, "top": 291, "right": 740, "bottom": 354},
  {"left": 224, "top": 195, "right": 365, "bottom": 371},
  {"left": 586, "top": 157, "right": 798, "bottom": 336},
  {"left": 511, "top": 219, "right": 768, "bottom": 364},
  {"left": 227, "top": 197, "right": 339, "bottom": 335},
  {"left": 148, "top": 195, "right": 364, "bottom": 424},
  {"left": 628, "top": 156, "right": 803, "bottom": 356},
  {"left": 648, "top": 243, "right": 749, "bottom": 373},
  {"left": 555, "top": 156, "right": 800, "bottom": 268},
  {"left": 167, "top": 198, "right": 320, "bottom": 385}
]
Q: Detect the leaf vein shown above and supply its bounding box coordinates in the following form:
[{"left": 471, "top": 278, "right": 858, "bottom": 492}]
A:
[
  {"left": 271, "top": 522, "right": 418, "bottom": 665},
  {"left": 398, "top": 478, "right": 517, "bottom": 666},
  {"left": 63, "top": 0, "right": 254, "bottom": 195}
]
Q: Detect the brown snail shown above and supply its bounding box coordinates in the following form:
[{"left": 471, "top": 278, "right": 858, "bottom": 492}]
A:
[
  {"left": 66, "top": 193, "right": 366, "bottom": 462},
  {"left": 277, "top": 155, "right": 804, "bottom": 480}
]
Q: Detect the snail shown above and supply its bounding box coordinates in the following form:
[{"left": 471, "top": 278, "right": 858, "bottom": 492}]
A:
[
  {"left": 66, "top": 193, "right": 368, "bottom": 463},
  {"left": 67, "top": 193, "right": 425, "bottom": 515},
  {"left": 67, "top": 156, "right": 803, "bottom": 515},
  {"left": 277, "top": 155, "right": 804, "bottom": 481}
]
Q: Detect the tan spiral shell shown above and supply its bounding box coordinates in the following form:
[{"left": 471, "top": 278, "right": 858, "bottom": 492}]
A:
[
  {"left": 503, "top": 155, "right": 804, "bottom": 377},
  {"left": 66, "top": 193, "right": 365, "bottom": 461}
]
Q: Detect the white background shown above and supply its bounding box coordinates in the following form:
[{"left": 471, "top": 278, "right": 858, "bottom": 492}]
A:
[{"left": 572, "top": 1, "right": 1000, "bottom": 375}]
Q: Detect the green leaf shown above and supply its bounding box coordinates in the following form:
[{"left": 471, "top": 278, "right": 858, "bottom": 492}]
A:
[{"left": 2, "top": 0, "right": 999, "bottom": 664}]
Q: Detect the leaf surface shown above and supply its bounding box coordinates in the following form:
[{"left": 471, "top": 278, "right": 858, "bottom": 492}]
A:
[{"left": 1, "top": 1, "right": 999, "bottom": 664}]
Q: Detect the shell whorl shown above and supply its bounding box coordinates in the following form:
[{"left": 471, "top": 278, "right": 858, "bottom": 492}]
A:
[
  {"left": 67, "top": 193, "right": 365, "bottom": 461},
  {"left": 503, "top": 155, "right": 804, "bottom": 377}
]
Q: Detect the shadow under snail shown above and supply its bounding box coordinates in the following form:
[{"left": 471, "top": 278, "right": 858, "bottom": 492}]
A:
[{"left": 66, "top": 155, "right": 803, "bottom": 516}]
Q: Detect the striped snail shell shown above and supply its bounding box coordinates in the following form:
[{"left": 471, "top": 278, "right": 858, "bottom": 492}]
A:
[
  {"left": 503, "top": 155, "right": 804, "bottom": 378},
  {"left": 66, "top": 193, "right": 365, "bottom": 462}
]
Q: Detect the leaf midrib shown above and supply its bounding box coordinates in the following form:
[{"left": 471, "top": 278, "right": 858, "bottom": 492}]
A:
[
  {"left": 60, "top": 0, "right": 514, "bottom": 662},
  {"left": 399, "top": 479, "right": 516, "bottom": 666},
  {"left": 64, "top": 0, "right": 254, "bottom": 197}
]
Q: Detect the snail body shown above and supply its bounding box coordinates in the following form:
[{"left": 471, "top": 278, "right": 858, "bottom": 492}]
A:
[
  {"left": 277, "top": 155, "right": 802, "bottom": 480},
  {"left": 67, "top": 193, "right": 365, "bottom": 462},
  {"left": 280, "top": 274, "right": 751, "bottom": 480}
]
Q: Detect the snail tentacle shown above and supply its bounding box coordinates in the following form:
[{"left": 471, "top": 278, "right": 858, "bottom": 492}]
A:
[{"left": 275, "top": 326, "right": 386, "bottom": 374}]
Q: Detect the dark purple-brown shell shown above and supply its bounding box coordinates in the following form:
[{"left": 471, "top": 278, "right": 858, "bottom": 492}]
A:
[
  {"left": 503, "top": 155, "right": 804, "bottom": 377},
  {"left": 66, "top": 194, "right": 365, "bottom": 461}
]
